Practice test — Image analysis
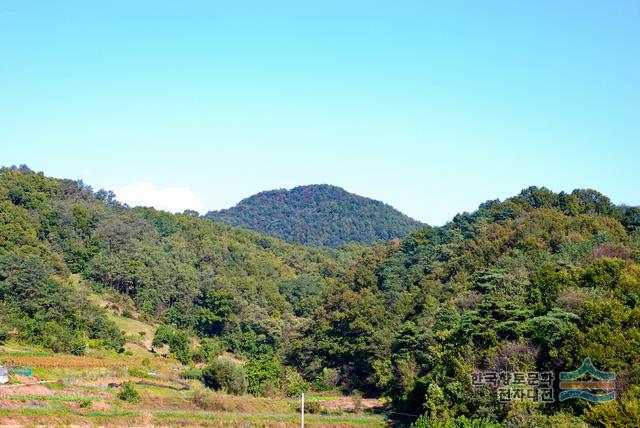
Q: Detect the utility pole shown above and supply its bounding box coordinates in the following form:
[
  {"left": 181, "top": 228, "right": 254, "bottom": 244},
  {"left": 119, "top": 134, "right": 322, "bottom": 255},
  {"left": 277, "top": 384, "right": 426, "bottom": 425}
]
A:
[{"left": 301, "top": 392, "right": 305, "bottom": 428}]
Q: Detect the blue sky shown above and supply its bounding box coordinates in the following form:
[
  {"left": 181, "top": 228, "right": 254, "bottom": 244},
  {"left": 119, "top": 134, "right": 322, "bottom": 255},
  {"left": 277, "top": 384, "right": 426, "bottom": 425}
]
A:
[{"left": 1, "top": 1, "right": 639, "bottom": 224}]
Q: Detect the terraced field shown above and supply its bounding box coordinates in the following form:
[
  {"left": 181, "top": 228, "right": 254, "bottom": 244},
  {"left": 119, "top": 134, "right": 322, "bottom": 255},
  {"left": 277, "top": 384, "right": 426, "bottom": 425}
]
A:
[{"left": 0, "top": 341, "right": 387, "bottom": 427}]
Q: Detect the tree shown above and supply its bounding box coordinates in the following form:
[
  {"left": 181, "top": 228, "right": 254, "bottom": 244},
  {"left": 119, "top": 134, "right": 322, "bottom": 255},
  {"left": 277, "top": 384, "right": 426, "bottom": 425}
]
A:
[
  {"left": 245, "top": 354, "right": 283, "bottom": 396},
  {"left": 118, "top": 382, "right": 141, "bottom": 403},
  {"left": 202, "top": 359, "right": 247, "bottom": 395},
  {"left": 152, "top": 326, "right": 191, "bottom": 364},
  {"left": 195, "top": 288, "right": 236, "bottom": 336}
]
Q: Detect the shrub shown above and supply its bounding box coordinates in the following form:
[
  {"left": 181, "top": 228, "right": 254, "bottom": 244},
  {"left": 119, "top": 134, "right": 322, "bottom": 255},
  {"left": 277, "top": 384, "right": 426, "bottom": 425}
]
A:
[
  {"left": 200, "top": 337, "right": 224, "bottom": 362},
  {"left": 202, "top": 359, "right": 247, "bottom": 395},
  {"left": 22, "top": 320, "right": 86, "bottom": 355},
  {"left": 314, "top": 367, "right": 340, "bottom": 391},
  {"left": 305, "top": 401, "right": 321, "bottom": 414},
  {"left": 351, "top": 390, "right": 363, "bottom": 413},
  {"left": 190, "top": 383, "right": 246, "bottom": 412},
  {"left": 152, "top": 325, "right": 191, "bottom": 364},
  {"left": 411, "top": 415, "right": 503, "bottom": 428},
  {"left": 245, "top": 354, "right": 282, "bottom": 396},
  {"left": 0, "top": 328, "right": 8, "bottom": 345},
  {"left": 191, "top": 338, "right": 224, "bottom": 364},
  {"left": 283, "top": 367, "right": 309, "bottom": 397},
  {"left": 78, "top": 398, "right": 92, "bottom": 408},
  {"left": 117, "top": 381, "right": 141, "bottom": 403},
  {"left": 128, "top": 368, "right": 148, "bottom": 378},
  {"left": 295, "top": 400, "right": 321, "bottom": 414},
  {"left": 192, "top": 384, "right": 221, "bottom": 411},
  {"left": 180, "top": 368, "right": 203, "bottom": 380},
  {"left": 584, "top": 386, "right": 640, "bottom": 427}
]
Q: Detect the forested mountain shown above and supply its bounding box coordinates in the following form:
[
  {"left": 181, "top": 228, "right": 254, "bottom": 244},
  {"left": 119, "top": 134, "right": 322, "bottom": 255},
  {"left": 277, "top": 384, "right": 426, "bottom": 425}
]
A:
[
  {"left": 204, "top": 184, "right": 424, "bottom": 246},
  {"left": 290, "top": 186, "right": 640, "bottom": 426},
  {"left": 0, "top": 166, "right": 359, "bottom": 358},
  {"left": 1, "top": 166, "right": 640, "bottom": 426}
]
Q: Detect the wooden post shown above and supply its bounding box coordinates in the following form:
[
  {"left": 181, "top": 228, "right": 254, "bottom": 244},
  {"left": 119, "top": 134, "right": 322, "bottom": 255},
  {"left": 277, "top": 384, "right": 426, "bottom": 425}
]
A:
[{"left": 301, "top": 392, "right": 305, "bottom": 428}]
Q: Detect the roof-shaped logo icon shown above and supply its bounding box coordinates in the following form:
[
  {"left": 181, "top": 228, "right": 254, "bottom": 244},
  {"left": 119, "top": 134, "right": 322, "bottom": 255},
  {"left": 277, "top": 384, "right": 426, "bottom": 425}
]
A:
[{"left": 559, "top": 358, "right": 615, "bottom": 402}]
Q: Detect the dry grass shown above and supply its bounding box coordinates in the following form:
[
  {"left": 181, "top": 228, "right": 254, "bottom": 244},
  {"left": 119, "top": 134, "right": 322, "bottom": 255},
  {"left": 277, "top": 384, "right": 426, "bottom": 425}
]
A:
[
  {"left": 190, "top": 384, "right": 294, "bottom": 414},
  {"left": 190, "top": 384, "right": 248, "bottom": 412},
  {"left": 0, "top": 354, "right": 127, "bottom": 369}
]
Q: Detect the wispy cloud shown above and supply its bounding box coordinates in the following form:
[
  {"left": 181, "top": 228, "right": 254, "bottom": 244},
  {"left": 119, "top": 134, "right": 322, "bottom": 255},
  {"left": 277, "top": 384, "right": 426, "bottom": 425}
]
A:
[{"left": 114, "top": 182, "right": 205, "bottom": 214}]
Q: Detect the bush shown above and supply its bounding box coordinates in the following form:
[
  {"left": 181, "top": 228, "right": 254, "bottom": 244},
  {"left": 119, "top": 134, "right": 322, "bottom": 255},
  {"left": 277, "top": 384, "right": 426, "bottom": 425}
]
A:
[
  {"left": 411, "top": 415, "right": 503, "bottom": 428},
  {"left": 304, "top": 401, "right": 321, "bottom": 414},
  {"left": 192, "top": 384, "right": 222, "bottom": 411},
  {"left": 314, "top": 367, "right": 340, "bottom": 391},
  {"left": 22, "top": 320, "right": 86, "bottom": 355},
  {"left": 190, "top": 383, "right": 246, "bottom": 412},
  {"left": 204, "top": 338, "right": 224, "bottom": 358},
  {"left": 152, "top": 325, "right": 191, "bottom": 364},
  {"left": 584, "top": 386, "right": 640, "bottom": 427},
  {"left": 0, "top": 328, "right": 8, "bottom": 345},
  {"left": 180, "top": 368, "right": 203, "bottom": 380},
  {"left": 245, "top": 354, "right": 282, "bottom": 396},
  {"left": 117, "top": 381, "right": 141, "bottom": 403},
  {"left": 202, "top": 359, "right": 247, "bottom": 395},
  {"left": 192, "top": 338, "right": 224, "bottom": 364},
  {"left": 351, "top": 390, "right": 363, "bottom": 413},
  {"left": 283, "top": 367, "right": 309, "bottom": 397},
  {"left": 78, "top": 398, "right": 92, "bottom": 409},
  {"left": 128, "top": 368, "right": 148, "bottom": 378}
]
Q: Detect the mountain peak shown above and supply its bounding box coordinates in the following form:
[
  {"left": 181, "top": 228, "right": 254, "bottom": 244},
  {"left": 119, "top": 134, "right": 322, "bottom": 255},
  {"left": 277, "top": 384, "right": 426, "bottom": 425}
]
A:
[{"left": 205, "top": 184, "right": 424, "bottom": 246}]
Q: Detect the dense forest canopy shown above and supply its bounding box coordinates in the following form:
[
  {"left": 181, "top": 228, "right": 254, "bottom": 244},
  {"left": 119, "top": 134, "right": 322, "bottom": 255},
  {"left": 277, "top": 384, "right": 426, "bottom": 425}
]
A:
[
  {"left": 0, "top": 166, "right": 359, "bottom": 357},
  {"left": 291, "top": 187, "right": 640, "bottom": 426},
  {"left": 205, "top": 184, "right": 424, "bottom": 246},
  {"left": 1, "top": 165, "right": 639, "bottom": 426}
]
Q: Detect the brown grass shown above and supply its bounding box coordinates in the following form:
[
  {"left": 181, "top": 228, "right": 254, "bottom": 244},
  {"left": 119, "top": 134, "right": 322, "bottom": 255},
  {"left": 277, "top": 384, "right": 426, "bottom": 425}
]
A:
[
  {"left": 0, "top": 354, "right": 127, "bottom": 369},
  {"left": 190, "top": 384, "right": 248, "bottom": 412}
]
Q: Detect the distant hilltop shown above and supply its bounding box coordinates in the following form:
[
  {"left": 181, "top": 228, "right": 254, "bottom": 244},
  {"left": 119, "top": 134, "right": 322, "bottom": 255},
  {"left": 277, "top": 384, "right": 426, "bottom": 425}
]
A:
[{"left": 205, "top": 184, "right": 425, "bottom": 246}]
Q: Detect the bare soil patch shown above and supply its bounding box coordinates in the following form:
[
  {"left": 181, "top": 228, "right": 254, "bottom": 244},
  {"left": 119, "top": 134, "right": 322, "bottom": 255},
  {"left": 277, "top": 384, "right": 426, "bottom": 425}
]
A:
[{"left": 0, "top": 384, "right": 55, "bottom": 397}]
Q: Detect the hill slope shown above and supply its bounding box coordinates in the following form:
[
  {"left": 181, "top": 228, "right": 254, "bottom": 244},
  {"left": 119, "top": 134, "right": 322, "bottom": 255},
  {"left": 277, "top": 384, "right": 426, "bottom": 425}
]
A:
[
  {"left": 3, "top": 166, "right": 640, "bottom": 426},
  {"left": 205, "top": 184, "right": 424, "bottom": 246},
  {"left": 0, "top": 166, "right": 358, "bottom": 358}
]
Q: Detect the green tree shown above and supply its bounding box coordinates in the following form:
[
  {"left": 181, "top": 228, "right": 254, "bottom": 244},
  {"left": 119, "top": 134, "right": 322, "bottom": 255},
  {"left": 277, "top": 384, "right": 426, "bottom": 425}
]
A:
[
  {"left": 118, "top": 381, "right": 141, "bottom": 403},
  {"left": 201, "top": 359, "right": 247, "bottom": 395},
  {"left": 245, "top": 353, "right": 283, "bottom": 396}
]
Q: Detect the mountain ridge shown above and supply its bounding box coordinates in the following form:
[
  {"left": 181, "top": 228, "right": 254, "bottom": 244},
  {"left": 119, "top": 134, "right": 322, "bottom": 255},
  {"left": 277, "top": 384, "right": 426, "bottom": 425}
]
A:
[{"left": 205, "top": 184, "right": 425, "bottom": 247}]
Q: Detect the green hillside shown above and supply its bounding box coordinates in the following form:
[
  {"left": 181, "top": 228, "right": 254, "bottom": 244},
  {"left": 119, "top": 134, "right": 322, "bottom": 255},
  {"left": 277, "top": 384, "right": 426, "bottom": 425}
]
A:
[
  {"left": 0, "top": 166, "right": 359, "bottom": 359},
  {"left": 205, "top": 184, "right": 424, "bottom": 246},
  {"left": 2, "top": 166, "right": 640, "bottom": 426},
  {"left": 292, "top": 186, "right": 640, "bottom": 426}
]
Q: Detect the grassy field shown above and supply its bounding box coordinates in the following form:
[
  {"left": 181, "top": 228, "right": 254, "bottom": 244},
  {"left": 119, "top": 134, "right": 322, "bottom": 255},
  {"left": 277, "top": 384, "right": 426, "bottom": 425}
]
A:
[{"left": 0, "top": 329, "right": 388, "bottom": 428}]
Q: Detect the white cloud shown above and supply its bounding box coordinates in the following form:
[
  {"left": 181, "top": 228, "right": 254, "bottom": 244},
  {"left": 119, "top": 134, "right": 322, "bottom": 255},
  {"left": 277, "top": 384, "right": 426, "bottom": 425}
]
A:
[{"left": 114, "top": 182, "right": 205, "bottom": 214}]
